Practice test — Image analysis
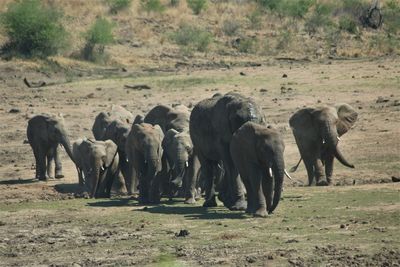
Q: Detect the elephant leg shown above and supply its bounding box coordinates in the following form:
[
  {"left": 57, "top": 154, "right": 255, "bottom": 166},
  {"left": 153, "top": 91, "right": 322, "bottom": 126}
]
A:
[
  {"left": 111, "top": 173, "right": 127, "bottom": 195},
  {"left": 237, "top": 165, "right": 254, "bottom": 214},
  {"left": 200, "top": 158, "right": 217, "bottom": 208},
  {"left": 46, "top": 147, "right": 54, "bottom": 179},
  {"left": 303, "top": 155, "right": 315, "bottom": 186},
  {"left": 77, "top": 167, "right": 84, "bottom": 186},
  {"left": 184, "top": 156, "right": 199, "bottom": 204},
  {"left": 36, "top": 144, "right": 48, "bottom": 181},
  {"left": 221, "top": 147, "right": 246, "bottom": 211},
  {"left": 314, "top": 157, "right": 328, "bottom": 186},
  {"left": 248, "top": 166, "right": 267, "bottom": 217},
  {"left": 31, "top": 144, "right": 41, "bottom": 179},
  {"left": 149, "top": 173, "right": 161, "bottom": 204},
  {"left": 324, "top": 153, "right": 335, "bottom": 185},
  {"left": 262, "top": 169, "right": 274, "bottom": 214},
  {"left": 54, "top": 145, "right": 64, "bottom": 178}
]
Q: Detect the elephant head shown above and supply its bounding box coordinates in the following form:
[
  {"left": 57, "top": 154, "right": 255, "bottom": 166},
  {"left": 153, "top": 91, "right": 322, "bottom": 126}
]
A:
[
  {"left": 47, "top": 115, "right": 75, "bottom": 163},
  {"left": 92, "top": 105, "right": 134, "bottom": 140},
  {"left": 77, "top": 139, "right": 119, "bottom": 198},
  {"left": 162, "top": 129, "right": 193, "bottom": 188}
]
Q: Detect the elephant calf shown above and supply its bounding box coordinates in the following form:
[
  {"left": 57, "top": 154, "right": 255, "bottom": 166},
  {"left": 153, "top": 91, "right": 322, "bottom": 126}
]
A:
[
  {"left": 73, "top": 138, "right": 121, "bottom": 198},
  {"left": 125, "top": 123, "right": 164, "bottom": 204},
  {"left": 27, "top": 114, "right": 75, "bottom": 181},
  {"left": 289, "top": 103, "right": 358, "bottom": 186},
  {"left": 230, "top": 122, "right": 286, "bottom": 217}
]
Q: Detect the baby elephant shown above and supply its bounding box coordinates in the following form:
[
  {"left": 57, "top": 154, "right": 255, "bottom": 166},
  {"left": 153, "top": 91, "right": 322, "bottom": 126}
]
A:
[
  {"left": 230, "top": 122, "right": 286, "bottom": 217},
  {"left": 125, "top": 123, "right": 164, "bottom": 204},
  {"left": 27, "top": 114, "right": 75, "bottom": 181},
  {"left": 73, "top": 139, "right": 120, "bottom": 198}
]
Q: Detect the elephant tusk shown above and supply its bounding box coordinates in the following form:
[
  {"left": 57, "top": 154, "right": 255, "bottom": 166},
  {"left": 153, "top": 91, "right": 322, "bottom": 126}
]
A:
[
  {"left": 322, "top": 139, "right": 326, "bottom": 144},
  {"left": 269, "top": 168, "right": 273, "bottom": 177},
  {"left": 284, "top": 169, "right": 304, "bottom": 185},
  {"left": 337, "top": 136, "right": 341, "bottom": 141},
  {"left": 101, "top": 166, "right": 105, "bottom": 171},
  {"left": 126, "top": 158, "right": 129, "bottom": 163},
  {"left": 185, "top": 161, "right": 189, "bottom": 167}
]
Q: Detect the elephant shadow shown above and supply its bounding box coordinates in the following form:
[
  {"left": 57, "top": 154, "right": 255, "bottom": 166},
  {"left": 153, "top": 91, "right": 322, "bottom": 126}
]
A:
[
  {"left": 0, "top": 177, "right": 38, "bottom": 185},
  {"left": 86, "top": 198, "right": 182, "bottom": 208},
  {"left": 140, "top": 205, "right": 247, "bottom": 220},
  {"left": 54, "top": 183, "right": 85, "bottom": 194}
]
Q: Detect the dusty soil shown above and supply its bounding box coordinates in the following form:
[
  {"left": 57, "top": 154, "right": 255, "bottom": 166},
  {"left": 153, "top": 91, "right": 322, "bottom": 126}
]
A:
[{"left": 0, "top": 57, "right": 399, "bottom": 266}]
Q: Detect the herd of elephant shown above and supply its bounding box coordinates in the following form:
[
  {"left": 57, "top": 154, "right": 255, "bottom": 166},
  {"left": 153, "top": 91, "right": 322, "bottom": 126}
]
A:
[{"left": 26, "top": 92, "right": 358, "bottom": 217}]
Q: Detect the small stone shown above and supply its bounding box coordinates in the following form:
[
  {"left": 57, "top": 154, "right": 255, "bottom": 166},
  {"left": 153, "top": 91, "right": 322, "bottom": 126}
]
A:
[
  {"left": 282, "top": 74, "right": 288, "bottom": 78},
  {"left": 9, "top": 108, "right": 20, "bottom": 113},
  {"left": 240, "top": 72, "right": 246, "bottom": 76}
]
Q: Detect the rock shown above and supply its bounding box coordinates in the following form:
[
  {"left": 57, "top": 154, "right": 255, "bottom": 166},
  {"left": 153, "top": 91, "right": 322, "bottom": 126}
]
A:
[
  {"left": 282, "top": 74, "right": 288, "bottom": 78},
  {"left": 392, "top": 176, "right": 400, "bottom": 183},
  {"left": 239, "top": 71, "right": 246, "bottom": 76},
  {"left": 376, "top": 96, "right": 389, "bottom": 103},
  {"left": 9, "top": 108, "right": 20, "bottom": 113},
  {"left": 259, "top": 88, "right": 268, "bottom": 92},
  {"left": 175, "top": 229, "right": 190, "bottom": 237},
  {"left": 86, "top": 93, "right": 95, "bottom": 99},
  {"left": 246, "top": 256, "right": 257, "bottom": 263}
]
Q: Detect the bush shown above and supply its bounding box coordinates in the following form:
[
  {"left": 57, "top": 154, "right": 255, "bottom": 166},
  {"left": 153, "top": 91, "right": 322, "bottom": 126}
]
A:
[
  {"left": 276, "top": 30, "right": 292, "bottom": 50},
  {"left": 247, "top": 10, "right": 262, "bottom": 30},
  {"left": 222, "top": 19, "right": 241, "bottom": 36},
  {"left": 277, "top": 0, "right": 315, "bottom": 19},
  {"left": 305, "top": 3, "right": 335, "bottom": 34},
  {"left": 170, "top": 0, "right": 180, "bottom": 7},
  {"left": 339, "top": 15, "right": 358, "bottom": 34},
  {"left": 141, "top": 0, "right": 165, "bottom": 13},
  {"left": 0, "top": 0, "right": 67, "bottom": 58},
  {"left": 255, "top": 0, "right": 280, "bottom": 11},
  {"left": 108, "top": 0, "right": 132, "bottom": 14},
  {"left": 187, "top": 0, "right": 207, "bottom": 15},
  {"left": 383, "top": 0, "right": 400, "bottom": 35},
  {"left": 237, "top": 37, "right": 256, "bottom": 53},
  {"left": 82, "top": 18, "right": 114, "bottom": 62},
  {"left": 169, "top": 24, "right": 212, "bottom": 52}
]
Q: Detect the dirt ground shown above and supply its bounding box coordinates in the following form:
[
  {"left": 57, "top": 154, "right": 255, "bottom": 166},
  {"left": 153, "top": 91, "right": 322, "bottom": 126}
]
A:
[{"left": 0, "top": 57, "right": 399, "bottom": 266}]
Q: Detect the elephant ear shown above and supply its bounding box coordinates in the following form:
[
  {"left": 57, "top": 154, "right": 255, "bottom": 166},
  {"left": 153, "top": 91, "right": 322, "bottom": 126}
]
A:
[
  {"left": 154, "top": 124, "right": 164, "bottom": 140},
  {"left": 335, "top": 104, "right": 358, "bottom": 136},
  {"left": 104, "top": 140, "right": 118, "bottom": 167},
  {"left": 162, "top": 129, "right": 178, "bottom": 149},
  {"left": 133, "top": 114, "right": 144, "bottom": 125}
]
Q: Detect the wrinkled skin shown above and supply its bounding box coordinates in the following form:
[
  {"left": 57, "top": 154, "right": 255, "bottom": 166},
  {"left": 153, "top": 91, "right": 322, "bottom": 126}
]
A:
[
  {"left": 289, "top": 104, "right": 358, "bottom": 186},
  {"left": 125, "top": 123, "right": 164, "bottom": 204},
  {"left": 144, "top": 104, "right": 199, "bottom": 203},
  {"left": 162, "top": 129, "right": 199, "bottom": 204},
  {"left": 92, "top": 105, "right": 134, "bottom": 140},
  {"left": 102, "top": 120, "right": 132, "bottom": 194},
  {"left": 190, "top": 92, "right": 266, "bottom": 210},
  {"left": 27, "top": 114, "right": 75, "bottom": 181},
  {"left": 72, "top": 139, "right": 121, "bottom": 198},
  {"left": 231, "top": 122, "right": 285, "bottom": 217}
]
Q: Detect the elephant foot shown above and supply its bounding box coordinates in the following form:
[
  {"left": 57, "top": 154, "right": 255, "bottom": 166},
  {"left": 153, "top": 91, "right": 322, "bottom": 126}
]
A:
[
  {"left": 38, "top": 175, "right": 49, "bottom": 181},
  {"left": 316, "top": 180, "right": 329, "bottom": 186},
  {"left": 229, "top": 198, "right": 247, "bottom": 211},
  {"left": 254, "top": 208, "right": 268, "bottom": 218},
  {"left": 184, "top": 197, "right": 196, "bottom": 204},
  {"left": 203, "top": 196, "right": 217, "bottom": 208},
  {"left": 55, "top": 174, "right": 64, "bottom": 179}
]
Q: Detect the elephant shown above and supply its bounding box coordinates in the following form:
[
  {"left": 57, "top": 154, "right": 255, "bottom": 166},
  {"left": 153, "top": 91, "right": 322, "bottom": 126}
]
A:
[
  {"left": 92, "top": 105, "right": 134, "bottom": 140},
  {"left": 125, "top": 123, "right": 164, "bottom": 204},
  {"left": 102, "top": 120, "right": 134, "bottom": 194},
  {"left": 289, "top": 103, "right": 358, "bottom": 186},
  {"left": 230, "top": 122, "right": 286, "bottom": 217},
  {"left": 72, "top": 138, "right": 121, "bottom": 198},
  {"left": 144, "top": 104, "right": 190, "bottom": 133},
  {"left": 162, "top": 129, "right": 200, "bottom": 204},
  {"left": 27, "top": 114, "right": 75, "bottom": 181},
  {"left": 144, "top": 104, "right": 199, "bottom": 203},
  {"left": 190, "top": 92, "right": 266, "bottom": 210}
]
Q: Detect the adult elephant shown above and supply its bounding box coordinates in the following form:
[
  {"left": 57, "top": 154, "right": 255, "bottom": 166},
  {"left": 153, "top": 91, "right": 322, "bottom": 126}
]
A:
[
  {"left": 92, "top": 105, "right": 134, "bottom": 140},
  {"left": 125, "top": 123, "right": 164, "bottom": 204},
  {"left": 162, "top": 129, "right": 199, "bottom": 204},
  {"left": 27, "top": 114, "right": 75, "bottom": 181},
  {"left": 144, "top": 104, "right": 199, "bottom": 203},
  {"left": 289, "top": 103, "right": 358, "bottom": 186},
  {"left": 190, "top": 92, "right": 266, "bottom": 210},
  {"left": 231, "top": 122, "right": 286, "bottom": 217},
  {"left": 73, "top": 138, "right": 121, "bottom": 198}
]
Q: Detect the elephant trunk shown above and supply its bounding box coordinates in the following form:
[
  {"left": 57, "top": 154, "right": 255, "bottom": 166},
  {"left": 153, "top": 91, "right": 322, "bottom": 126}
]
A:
[
  {"left": 60, "top": 135, "right": 75, "bottom": 164},
  {"left": 90, "top": 161, "right": 102, "bottom": 198},
  {"left": 323, "top": 123, "right": 354, "bottom": 168},
  {"left": 171, "top": 149, "right": 189, "bottom": 188},
  {"left": 268, "top": 155, "right": 285, "bottom": 214}
]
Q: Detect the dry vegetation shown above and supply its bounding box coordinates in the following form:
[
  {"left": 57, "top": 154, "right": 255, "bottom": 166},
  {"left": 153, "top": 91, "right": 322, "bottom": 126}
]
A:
[{"left": 0, "top": 0, "right": 399, "bottom": 266}]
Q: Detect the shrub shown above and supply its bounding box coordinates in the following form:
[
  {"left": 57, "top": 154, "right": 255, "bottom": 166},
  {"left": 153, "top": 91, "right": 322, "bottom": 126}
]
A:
[
  {"left": 82, "top": 18, "right": 114, "bottom": 62},
  {"left": 339, "top": 15, "right": 358, "bottom": 34},
  {"left": 170, "top": 0, "right": 180, "bottom": 7},
  {"left": 383, "top": 0, "right": 400, "bottom": 35},
  {"left": 141, "top": 0, "right": 165, "bottom": 13},
  {"left": 276, "top": 30, "right": 292, "bottom": 50},
  {"left": 0, "top": 0, "right": 67, "bottom": 58},
  {"left": 169, "top": 24, "right": 212, "bottom": 52},
  {"left": 186, "top": 0, "right": 207, "bottom": 15},
  {"left": 255, "top": 0, "right": 280, "bottom": 11},
  {"left": 247, "top": 10, "right": 262, "bottom": 30},
  {"left": 237, "top": 37, "right": 256, "bottom": 53},
  {"left": 277, "top": 0, "right": 315, "bottom": 19},
  {"left": 305, "top": 3, "right": 335, "bottom": 34},
  {"left": 107, "top": 0, "right": 132, "bottom": 14},
  {"left": 222, "top": 19, "right": 241, "bottom": 36}
]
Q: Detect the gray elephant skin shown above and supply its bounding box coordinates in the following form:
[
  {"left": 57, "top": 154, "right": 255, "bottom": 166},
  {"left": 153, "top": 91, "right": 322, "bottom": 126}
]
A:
[
  {"left": 92, "top": 105, "right": 134, "bottom": 140},
  {"left": 125, "top": 123, "right": 164, "bottom": 204},
  {"left": 144, "top": 104, "right": 199, "bottom": 203},
  {"left": 231, "top": 122, "right": 286, "bottom": 217},
  {"left": 190, "top": 92, "right": 266, "bottom": 210},
  {"left": 289, "top": 103, "right": 358, "bottom": 186},
  {"left": 73, "top": 138, "right": 121, "bottom": 198},
  {"left": 27, "top": 114, "right": 75, "bottom": 181}
]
